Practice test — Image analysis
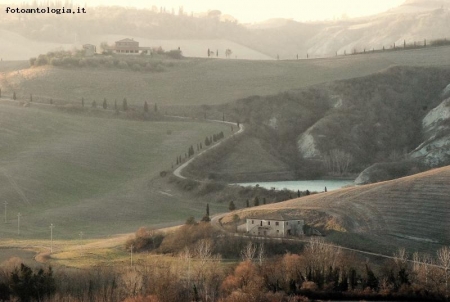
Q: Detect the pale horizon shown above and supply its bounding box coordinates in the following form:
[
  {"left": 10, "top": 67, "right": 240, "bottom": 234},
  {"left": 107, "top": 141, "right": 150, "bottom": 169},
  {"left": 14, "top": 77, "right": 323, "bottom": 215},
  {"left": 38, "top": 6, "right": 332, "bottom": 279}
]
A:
[{"left": 0, "top": 0, "right": 408, "bottom": 23}]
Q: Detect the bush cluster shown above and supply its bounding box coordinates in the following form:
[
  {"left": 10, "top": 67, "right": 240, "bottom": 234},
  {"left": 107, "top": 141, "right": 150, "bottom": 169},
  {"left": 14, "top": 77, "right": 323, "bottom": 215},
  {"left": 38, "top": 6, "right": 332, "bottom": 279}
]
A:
[{"left": 29, "top": 49, "right": 181, "bottom": 72}]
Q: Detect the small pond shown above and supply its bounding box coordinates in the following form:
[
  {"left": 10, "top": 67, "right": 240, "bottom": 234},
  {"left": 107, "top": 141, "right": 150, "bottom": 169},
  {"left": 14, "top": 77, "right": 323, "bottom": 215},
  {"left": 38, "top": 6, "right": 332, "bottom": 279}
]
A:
[{"left": 237, "top": 179, "right": 354, "bottom": 192}]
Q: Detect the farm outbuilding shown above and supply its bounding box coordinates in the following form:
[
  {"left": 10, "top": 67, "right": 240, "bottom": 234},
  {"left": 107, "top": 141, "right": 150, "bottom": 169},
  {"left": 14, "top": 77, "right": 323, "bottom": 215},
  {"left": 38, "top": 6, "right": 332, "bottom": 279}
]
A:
[{"left": 245, "top": 213, "right": 304, "bottom": 237}]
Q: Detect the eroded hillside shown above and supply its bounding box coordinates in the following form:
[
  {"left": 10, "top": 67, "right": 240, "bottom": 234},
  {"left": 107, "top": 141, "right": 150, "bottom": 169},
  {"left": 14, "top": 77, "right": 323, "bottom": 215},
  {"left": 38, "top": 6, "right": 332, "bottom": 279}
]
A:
[{"left": 187, "top": 66, "right": 450, "bottom": 182}]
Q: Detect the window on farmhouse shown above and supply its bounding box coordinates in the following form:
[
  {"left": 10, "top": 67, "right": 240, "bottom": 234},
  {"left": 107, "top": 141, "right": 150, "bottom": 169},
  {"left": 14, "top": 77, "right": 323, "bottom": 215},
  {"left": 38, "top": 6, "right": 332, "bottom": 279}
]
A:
[
  {"left": 275, "top": 222, "right": 279, "bottom": 226},
  {"left": 252, "top": 220, "right": 254, "bottom": 224},
  {"left": 268, "top": 221, "right": 270, "bottom": 225}
]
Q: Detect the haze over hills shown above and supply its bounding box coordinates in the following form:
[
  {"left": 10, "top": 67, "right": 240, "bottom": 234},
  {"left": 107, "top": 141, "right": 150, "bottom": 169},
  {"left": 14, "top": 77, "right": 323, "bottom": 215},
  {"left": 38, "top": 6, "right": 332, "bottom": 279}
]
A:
[{"left": 0, "top": 0, "right": 450, "bottom": 60}]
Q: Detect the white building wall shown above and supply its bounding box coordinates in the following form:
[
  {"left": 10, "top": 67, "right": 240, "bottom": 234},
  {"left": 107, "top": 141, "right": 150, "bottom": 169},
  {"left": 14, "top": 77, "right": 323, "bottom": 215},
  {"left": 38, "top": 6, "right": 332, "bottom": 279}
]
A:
[{"left": 245, "top": 218, "right": 304, "bottom": 237}]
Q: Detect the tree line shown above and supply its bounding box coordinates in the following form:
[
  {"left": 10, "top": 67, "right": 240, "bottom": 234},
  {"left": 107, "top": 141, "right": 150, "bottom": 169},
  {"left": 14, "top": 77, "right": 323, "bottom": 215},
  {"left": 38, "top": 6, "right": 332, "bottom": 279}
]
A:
[
  {"left": 174, "top": 131, "right": 225, "bottom": 167},
  {"left": 2, "top": 233, "right": 450, "bottom": 301},
  {"left": 339, "top": 37, "right": 450, "bottom": 57}
]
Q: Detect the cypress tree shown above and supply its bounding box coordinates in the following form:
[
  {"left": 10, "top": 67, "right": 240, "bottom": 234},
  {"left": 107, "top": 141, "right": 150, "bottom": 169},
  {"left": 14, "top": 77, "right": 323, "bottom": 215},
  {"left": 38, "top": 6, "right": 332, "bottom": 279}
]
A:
[
  {"left": 246, "top": 199, "right": 249, "bottom": 208},
  {"left": 206, "top": 203, "right": 210, "bottom": 216},
  {"left": 297, "top": 190, "right": 301, "bottom": 198},
  {"left": 253, "top": 197, "right": 259, "bottom": 207},
  {"left": 229, "top": 201, "right": 236, "bottom": 211},
  {"left": 201, "top": 211, "right": 210, "bottom": 222},
  {"left": 92, "top": 100, "right": 97, "bottom": 108},
  {"left": 144, "top": 101, "right": 149, "bottom": 113},
  {"left": 49, "top": 99, "right": 53, "bottom": 105},
  {"left": 123, "top": 98, "right": 128, "bottom": 111},
  {"left": 365, "top": 265, "right": 379, "bottom": 290}
]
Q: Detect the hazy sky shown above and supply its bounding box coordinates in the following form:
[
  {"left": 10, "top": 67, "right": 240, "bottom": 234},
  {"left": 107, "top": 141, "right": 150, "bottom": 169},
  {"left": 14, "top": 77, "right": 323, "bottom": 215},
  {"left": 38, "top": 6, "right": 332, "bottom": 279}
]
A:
[{"left": 1, "top": 0, "right": 406, "bottom": 23}]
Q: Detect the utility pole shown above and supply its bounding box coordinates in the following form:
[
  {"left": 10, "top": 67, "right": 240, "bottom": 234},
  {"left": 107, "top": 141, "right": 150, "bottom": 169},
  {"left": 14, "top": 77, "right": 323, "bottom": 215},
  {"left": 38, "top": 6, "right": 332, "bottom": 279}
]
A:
[
  {"left": 79, "top": 231, "right": 84, "bottom": 256},
  {"left": 3, "top": 201, "right": 6, "bottom": 223},
  {"left": 130, "top": 244, "right": 134, "bottom": 267},
  {"left": 50, "top": 223, "right": 54, "bottom": 253},
  {"left": 17, "top": 213, "right": 21, "bottom": 235}
]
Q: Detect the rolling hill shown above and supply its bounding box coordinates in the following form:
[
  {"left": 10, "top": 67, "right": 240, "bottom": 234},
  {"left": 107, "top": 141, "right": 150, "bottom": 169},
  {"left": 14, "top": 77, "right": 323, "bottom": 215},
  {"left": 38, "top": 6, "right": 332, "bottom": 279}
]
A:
[
  {"left": 2, "top": 44, "right": 450, "bottom": 109},
  {"left": 221, "top": 165, "right": 450, "bottom": 254},
  {"left": 0, "top": 102, "right": 229, "bottom": 239}
]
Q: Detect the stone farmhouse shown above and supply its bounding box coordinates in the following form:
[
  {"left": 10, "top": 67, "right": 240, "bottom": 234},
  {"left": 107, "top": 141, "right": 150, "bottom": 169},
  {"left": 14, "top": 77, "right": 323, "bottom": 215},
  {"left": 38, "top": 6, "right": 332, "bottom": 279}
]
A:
[
  {"left": 109, "top": 38, "right": 152, "bottom": 55},
  {"left": 245, "top": 213, "right": 304, "bottom": 237}
]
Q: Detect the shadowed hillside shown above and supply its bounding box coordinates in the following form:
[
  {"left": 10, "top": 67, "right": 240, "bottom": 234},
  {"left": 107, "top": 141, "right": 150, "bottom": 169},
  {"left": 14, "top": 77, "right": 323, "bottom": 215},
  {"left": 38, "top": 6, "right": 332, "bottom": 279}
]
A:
[
  {"left": 0, "top": 103, "right": 229, "bottom": 239},
  {"left": 222, "top": 165, "right": 450, "bottom": 253},
  {"left": 185, "top": 65, "right": 450, "bottom": 182}
]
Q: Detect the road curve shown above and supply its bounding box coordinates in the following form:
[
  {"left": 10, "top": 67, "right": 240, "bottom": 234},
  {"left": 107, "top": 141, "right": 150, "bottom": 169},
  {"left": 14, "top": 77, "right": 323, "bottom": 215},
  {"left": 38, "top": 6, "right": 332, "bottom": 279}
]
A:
[{"left": 173, "top": 119, "right": 244, "bottom": 180}]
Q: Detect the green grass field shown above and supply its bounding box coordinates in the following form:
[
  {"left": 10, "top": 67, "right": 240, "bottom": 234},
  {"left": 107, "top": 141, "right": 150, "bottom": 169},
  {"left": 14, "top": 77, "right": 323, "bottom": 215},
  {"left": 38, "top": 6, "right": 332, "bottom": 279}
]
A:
[
  {"left": 0, "top": 103, "right": 229, "bottom": 239},
  {"left": 2, "top": 45, "right": 450, "bottom": 107}
]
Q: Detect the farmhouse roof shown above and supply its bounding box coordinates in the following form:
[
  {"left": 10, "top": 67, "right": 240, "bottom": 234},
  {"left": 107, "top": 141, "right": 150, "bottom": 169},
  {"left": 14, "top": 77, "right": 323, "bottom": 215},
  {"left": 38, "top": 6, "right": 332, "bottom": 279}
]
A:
[
  {"left": 248, "top": 212, "right": 300, "bottom": 221},
  {"left": 116, "top": 38, "right": 136, "bottom": 42}
]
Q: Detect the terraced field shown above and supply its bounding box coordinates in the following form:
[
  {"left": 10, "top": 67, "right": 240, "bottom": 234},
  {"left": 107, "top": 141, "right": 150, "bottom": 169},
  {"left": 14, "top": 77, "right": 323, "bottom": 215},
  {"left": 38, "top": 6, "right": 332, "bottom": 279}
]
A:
[{"left": 222, "top": 166, "right": 450, "bottom": 253}]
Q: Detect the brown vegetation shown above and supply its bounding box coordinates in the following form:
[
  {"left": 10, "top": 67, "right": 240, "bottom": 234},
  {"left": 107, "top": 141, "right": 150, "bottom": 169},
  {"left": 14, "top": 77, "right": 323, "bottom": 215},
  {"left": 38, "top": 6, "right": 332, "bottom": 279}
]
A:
[{"left": 2, "top": 237, "right": 450, "bottom": 301}]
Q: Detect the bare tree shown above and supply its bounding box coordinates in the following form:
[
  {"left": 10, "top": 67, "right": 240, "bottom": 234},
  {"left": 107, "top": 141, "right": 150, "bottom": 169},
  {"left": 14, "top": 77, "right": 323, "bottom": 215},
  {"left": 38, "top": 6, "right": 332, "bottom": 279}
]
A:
[
  {"left": 257, "top": 243, "right": 265, "bottom": 266},
  {"left": 120, "top": 269, "right": 143, "bottom": 298},
  {"left": 193, "top": 239, "right": 222, "bottom": 302},
  {"left": 437, "top": 246, "right": 450, "bottom": 298},
  {"left": 324, "top": 149, "right": 353, "bottom": 175},
  {"left": 394, "top": 247, "right": 408, "bottom": 269},
  {"left": 413, "top": 252, "right": 432, "bottom": 287},
  {"left": 241, "top": 241, "right": 256, "bottom": 262},
  {"left": 303, "top": 237, "right": 342, "bottom": 284}
]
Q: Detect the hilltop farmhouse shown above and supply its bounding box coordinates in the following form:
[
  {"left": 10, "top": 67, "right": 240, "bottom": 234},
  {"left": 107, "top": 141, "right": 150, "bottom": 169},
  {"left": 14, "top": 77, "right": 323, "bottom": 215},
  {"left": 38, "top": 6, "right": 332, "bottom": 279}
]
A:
[
  {"left": 108, "top": 38, "right": 153, "bottom": 55},
  {"left": 244, "top": 213, "right": 304, "bottom": 237}
]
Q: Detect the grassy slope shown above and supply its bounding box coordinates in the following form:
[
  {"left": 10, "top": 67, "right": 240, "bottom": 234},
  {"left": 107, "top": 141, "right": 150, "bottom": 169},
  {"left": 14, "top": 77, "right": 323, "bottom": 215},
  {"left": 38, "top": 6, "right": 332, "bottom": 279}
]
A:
[
  {"left": 0, "top": 103, "right": 229, "bottom": 239},
  {"left": 2, "top": 45, "right": 450, "bottom": 107},
  {"left": 222, "top": 165, "right": 450, "bottom": 253}
]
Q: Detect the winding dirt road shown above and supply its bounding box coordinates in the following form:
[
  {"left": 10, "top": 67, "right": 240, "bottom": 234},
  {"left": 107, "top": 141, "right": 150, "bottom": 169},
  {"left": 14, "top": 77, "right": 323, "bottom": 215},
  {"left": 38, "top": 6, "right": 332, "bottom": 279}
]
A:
[{"left": 173, "top": 119, "right": 244, "bottom": 180}]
